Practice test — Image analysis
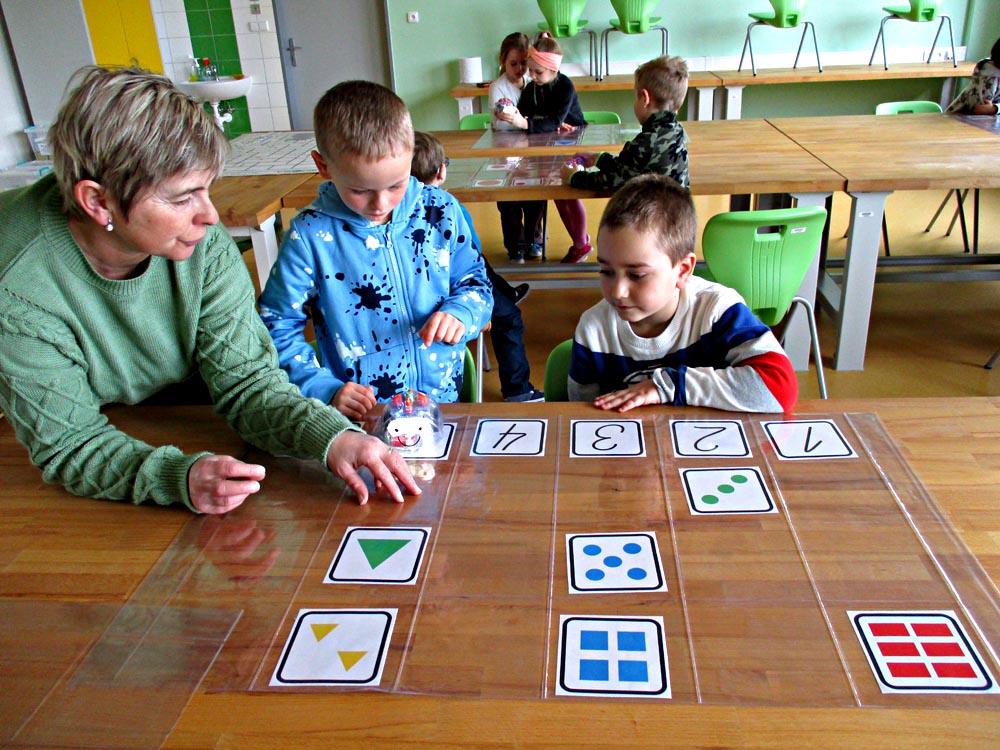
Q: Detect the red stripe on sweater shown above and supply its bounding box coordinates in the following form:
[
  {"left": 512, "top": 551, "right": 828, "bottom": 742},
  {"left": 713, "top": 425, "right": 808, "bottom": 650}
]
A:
[{"left": 742, "top": 351, "right": 798, "bottom": 412}]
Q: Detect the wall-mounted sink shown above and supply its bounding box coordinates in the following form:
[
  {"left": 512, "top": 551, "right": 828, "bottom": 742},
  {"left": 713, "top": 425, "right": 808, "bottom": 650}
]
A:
[
  {"left": 177, "top": 75, "right": 253, "bottom": 103},
  {"left": 177, "top": 76, "right": 253, "bottom": 129}
]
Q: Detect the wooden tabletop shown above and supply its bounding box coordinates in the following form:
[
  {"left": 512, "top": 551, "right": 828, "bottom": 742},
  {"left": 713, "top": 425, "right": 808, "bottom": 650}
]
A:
[
  {"left": 769, "top": 113, "right": 1000, "bottom": 193},
  {"left": 2, "top": 399, "right": 999, "bottom": 749},
  {"left": 212, "top": 172, "right": 313, "bottom": 227}
]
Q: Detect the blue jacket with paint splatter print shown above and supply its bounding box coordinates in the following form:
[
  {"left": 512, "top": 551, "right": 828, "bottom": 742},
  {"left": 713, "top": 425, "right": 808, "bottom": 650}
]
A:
[{"left": 259, "top": 177, "right": 493, "bottom": 405}]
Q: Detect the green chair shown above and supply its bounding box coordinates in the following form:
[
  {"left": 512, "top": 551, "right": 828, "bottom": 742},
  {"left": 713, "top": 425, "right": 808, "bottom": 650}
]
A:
[
  {"left": 543, "top": 339, "right": 574, "bottom": 402},
  {"left": 537, "top": 0, "right": 598, "bottom": 78},
  {"left": 701, "top": 206, "right": 828, "bottom": 398},
  {"left": 869, "top": 0, "right": 956, "bottom": 71},
  {"left": 600, "top": 0, "right": 668, "bottom": 81},
  {"left": 582, "top": 110, "right": 622, "bottom": 124},
  {"left": 873, "top": 100, "right": 973, "bottom": 255},
  {"left": 737, "top": 0, "right": 822, "bottom": 77},
  {"left": 459, "top": 113, "right": 491, "bottom": 130},
  {"left": 461, "top": 346, "right": 478, "bottom": 403}
]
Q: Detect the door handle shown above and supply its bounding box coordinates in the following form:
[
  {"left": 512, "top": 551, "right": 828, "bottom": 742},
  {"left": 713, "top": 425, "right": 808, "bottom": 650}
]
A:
[{"left": 285, "top": 37, "right": 302, "bottom": 67}]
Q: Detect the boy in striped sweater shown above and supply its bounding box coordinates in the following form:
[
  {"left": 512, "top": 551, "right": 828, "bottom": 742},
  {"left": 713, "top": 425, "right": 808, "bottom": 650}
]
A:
[{"left": 568, "top": 175, "right": 798, "bottom": 413}]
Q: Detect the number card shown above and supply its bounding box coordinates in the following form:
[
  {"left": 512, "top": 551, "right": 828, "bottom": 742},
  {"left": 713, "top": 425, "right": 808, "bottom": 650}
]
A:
[
  {"left": 679, "top": 466, "right": 777, "bottom": 514},
  {"left": 670, "top": 419, "right": 751, "bottom": 458},
  {"left": 556, "top": 615, "right": 670, "bottom": 698},
  {"left": 762, "top": 419, "right": 857, "bottom": 460},
  {"left": 566, "top": 532, "right": 666, "bottom": 593},
  {"left": 271, "top": 609, "right": 396, "bottom": 687},
  {"left": 849, "top": 611, "right": 998, "bottom": 693},
  {"left": 470, "top": 419, "right": 547, "bottom": 457},
  {"left": 570, "top": 419, "right": 645, "bottom": 457}
]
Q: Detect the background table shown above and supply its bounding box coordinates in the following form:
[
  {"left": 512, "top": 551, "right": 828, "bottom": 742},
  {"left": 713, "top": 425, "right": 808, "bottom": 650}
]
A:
[
  {"left": 2, "top": 399, "right": 999, "bottom": 749},
  {"left": 769, "top": 113, "right": 1000, "bottom": 370}
]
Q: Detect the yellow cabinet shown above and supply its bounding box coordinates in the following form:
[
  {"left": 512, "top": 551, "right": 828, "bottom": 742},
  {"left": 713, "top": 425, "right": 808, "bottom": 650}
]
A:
[{"left": 82, "top": 0, "right": 162, "bottom": 72}]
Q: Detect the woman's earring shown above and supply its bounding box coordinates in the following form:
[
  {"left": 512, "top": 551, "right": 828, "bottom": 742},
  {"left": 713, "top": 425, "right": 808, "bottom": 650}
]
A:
[{"left": 105, "top": 216, "right": 114, "bottom": 232}]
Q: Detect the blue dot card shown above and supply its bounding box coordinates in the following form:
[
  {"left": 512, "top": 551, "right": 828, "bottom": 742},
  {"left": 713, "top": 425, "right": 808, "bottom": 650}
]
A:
[
  {"left": 556, "top": 615, "right": 670, "bottom": 698},
  {"left": 566, "top": 532, "right": 666, "bottom": 593},
  {"left": 680, "top": 466, "right": 777, "bottom": 515}
]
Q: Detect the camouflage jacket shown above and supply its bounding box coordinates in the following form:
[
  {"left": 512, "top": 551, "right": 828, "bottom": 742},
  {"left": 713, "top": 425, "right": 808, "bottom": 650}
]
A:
[{"left": 569, "top": 110, "right": 689, "bottom": 191}]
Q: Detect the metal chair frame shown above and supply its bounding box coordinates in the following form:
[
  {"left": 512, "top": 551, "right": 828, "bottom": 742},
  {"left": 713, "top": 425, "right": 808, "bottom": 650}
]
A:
[
  {"left": 738, "top": 18, "right": 822, "bottom": 76},
  {"left": 869, "top": 8, "right": 956, "bottom": 71}
]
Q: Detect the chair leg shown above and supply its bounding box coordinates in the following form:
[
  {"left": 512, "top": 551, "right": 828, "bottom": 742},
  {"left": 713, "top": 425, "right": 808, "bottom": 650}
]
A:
[
  {"left": 986, "top": 344, "right": 1000, "bottom": 370},
  {"left": 881, "top": 214, "right": 890, "bottom": 256},
  {"left": 474, "top": 332, "right": 484, "bottom": 402},
  {"left": 602, "top": 28, "right": 615, "bottom": 81},
  {"left": 954, "top": 189, "right": 971, "bottom": 253},
  {"left": 657, "top": 26, "right": 668, "bottom": 57},
  {"left": 789, "top": 297, "right": 828, "bottom": 399},
  {"left": 924, "top": 189, "right": 955, "bottom": 232},
  {"left": 738, "top": 22, "right": 761, "bottom": 76},
  {"left": 869, "top": 16, "right": 893, "bottom": 70},
  {"left": 793, "top": 21, "right": 822, "bottom": 72},
  {"left": 927, "top": 15, "right": 957, "bottom": 67}
]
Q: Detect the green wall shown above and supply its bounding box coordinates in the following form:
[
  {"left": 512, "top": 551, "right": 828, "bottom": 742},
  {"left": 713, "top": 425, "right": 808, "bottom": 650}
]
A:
[{"left": 384, "top": 0, "right": 989, "bottom": 129}]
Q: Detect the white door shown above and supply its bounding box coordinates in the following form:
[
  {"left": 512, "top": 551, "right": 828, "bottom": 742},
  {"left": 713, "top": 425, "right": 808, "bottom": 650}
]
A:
[{"left": 274, "top": 0, "right": 391, "bottom": 130}]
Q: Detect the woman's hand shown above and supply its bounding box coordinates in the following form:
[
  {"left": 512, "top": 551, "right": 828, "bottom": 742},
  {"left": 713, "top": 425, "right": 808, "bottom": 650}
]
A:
[
  {"left": 332, "top": 382, "right": 377, "bottom": 421},
  {"left": 189, "top": 455, "right": 266, "bottom": 514},
  {"left": 326, "top": 431, "right": 423, "bottom": 504}
]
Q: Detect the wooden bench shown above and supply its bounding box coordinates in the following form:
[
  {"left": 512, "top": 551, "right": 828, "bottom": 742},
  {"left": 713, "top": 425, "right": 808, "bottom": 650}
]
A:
[{"left": 450, "top": 60, "right": 975, "bottom": 122}]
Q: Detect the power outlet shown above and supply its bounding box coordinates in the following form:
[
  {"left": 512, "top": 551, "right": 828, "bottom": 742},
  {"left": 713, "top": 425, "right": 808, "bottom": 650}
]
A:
[{"left": 406, "top": 11, "right": 419, "bottom": 23}]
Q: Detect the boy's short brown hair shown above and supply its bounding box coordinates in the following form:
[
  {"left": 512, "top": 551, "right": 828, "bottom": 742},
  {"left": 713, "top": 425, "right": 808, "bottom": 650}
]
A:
[
  {"left": 410, "top": 131, "right": 446, "bottom": 184},
  {"left": 599, "top": 174, "right": 696, "bottom": 264},
  {"left": 634, "top": 55, "right": 689, "bottom": 113},
  {"left": 313, "top": 80, "right": 414, "bottom": 162}
]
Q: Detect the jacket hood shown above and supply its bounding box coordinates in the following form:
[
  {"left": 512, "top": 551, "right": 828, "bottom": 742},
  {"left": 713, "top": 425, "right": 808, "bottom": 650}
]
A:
[{"left": 309, "top": 176, "right": 423, "bottom": 237}]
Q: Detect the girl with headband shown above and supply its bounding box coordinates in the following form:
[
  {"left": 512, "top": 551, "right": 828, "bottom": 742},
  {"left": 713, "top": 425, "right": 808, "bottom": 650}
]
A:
[{"left": 497, "top": 33, "right": 591, "bottom": 263}]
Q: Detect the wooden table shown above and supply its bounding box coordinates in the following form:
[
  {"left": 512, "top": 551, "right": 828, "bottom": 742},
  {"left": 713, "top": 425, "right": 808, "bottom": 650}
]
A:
[
  {"left": 212, "top": 172, "right": 313, "bottom": 286},
  {"left": 769, "top": 113, "right": 1000, "bottom": 370},
  {"left": 449, "top": 62, "right": 975, "bottom": 122},
  {"left": 2, "top": 399, "right": 999, "bottom": 749}
]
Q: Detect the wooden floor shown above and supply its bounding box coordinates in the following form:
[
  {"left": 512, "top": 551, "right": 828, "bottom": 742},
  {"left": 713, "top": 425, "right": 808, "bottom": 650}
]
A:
[{"left": 255, "top": 188, "right": 1000, "bottom": 404}]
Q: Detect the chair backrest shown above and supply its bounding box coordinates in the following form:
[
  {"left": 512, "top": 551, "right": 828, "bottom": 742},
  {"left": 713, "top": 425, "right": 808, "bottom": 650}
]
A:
[
  {"left": 701, "top": 206, "right": 828, "bottom": 327},
  {"left": 766, "top": 0, "right": 807, "bottom": 28},
  {"left": 893, "top": 0, "right": 938, "bottom": 23},
  {"left": 611, "top": 0, "right": 660, "bottom": 33},
  {"left": 874, "top": 100, "right": 943, "bottom": 115},
  {"left": 543, "top": 339, "right": 574, "bottom": 402},
  {"left": 459, "top": 113, "right": 491, "bottom": 130},
  {"left": 582, "top": 110, "right": 622, "bottom": 124},
  {"left": 537, "top": 0, "right": 589, "bottom": 37},
  {"left": 460, "top": 347, "right": 477, "bottom": 403}
]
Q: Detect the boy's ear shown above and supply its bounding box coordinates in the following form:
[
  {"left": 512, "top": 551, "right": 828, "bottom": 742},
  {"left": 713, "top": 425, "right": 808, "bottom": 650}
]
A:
[
  {"left": 636, "top": 87, "right": 652, "bottom": 108},
  {"left": 311, "top": 149, "right": 332, "bottom": 180},
  {"left": 675, "top": 253, "right": 698, "bottom": 288}
]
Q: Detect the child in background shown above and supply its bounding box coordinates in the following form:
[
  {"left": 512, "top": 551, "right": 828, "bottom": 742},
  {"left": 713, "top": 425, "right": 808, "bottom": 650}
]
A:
[
  {"left": 489, "top": 31, "right": 546, "bottom": 263},
  {"left": 946, "top": 37, "right": 1000, "bottom": 115},
  {"left": 497, "top": 32, "right": 591, "bottom": 264},
  {"left": 569, "top": 174, "right": 798, "bottom": 413},
  {"left": 562, "top": 55, "right": 690, "bottom": 191},
  {"left": 411, "top": 132, "right": 544, "bottom": 402},
  {"left": 258, "top": 81, "right": 493, "bottom": 419}
]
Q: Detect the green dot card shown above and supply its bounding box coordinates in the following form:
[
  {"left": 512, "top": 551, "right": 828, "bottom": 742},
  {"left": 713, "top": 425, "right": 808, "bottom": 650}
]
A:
[{"left": 679, "top": 467, "right": 776, "bottom": 514}]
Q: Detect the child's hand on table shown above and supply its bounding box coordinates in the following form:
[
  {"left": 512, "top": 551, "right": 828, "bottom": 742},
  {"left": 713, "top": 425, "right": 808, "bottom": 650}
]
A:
[{"left": 593, "top": 381, "right": 661, "bottom": 413}]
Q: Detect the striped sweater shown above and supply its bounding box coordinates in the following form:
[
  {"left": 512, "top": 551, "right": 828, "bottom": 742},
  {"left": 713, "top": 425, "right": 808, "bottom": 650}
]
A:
[{"left": 568, "top": 276, "right": 798, "bottom": 412}]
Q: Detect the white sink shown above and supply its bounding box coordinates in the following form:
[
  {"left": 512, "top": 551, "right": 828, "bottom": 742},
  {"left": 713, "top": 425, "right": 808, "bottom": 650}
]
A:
[{"left": 177, "top": 76, "right": 253, "bottom": 103}]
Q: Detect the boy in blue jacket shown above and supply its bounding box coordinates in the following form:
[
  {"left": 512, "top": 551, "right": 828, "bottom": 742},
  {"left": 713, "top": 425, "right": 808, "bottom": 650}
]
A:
[{"left": 259, "top": 81, "right": 493, "bottom": 420}]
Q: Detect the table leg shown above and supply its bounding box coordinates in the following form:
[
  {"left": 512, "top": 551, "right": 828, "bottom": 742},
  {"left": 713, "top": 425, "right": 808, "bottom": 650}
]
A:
[
  {"left": 456, "top": 96, "right": 477, "bottom": 122},
  {"left": 786, "top": 192, "right": 830, "bottom": 370},
  {"left": 689, "top": 87, "right": 717, "bottom": 121},
  {"left": 231, "top": 214, "right": 281, "bottom": 289},
  {"left": 723, "top": 85, "right": 745, "bottom": 120},
  {"left": 823, "top": 191, "right": 891, "bottom": 371}
]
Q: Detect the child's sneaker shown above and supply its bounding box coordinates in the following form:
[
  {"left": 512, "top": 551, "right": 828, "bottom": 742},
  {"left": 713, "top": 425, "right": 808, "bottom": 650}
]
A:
[
  {"left": 507, "top": 250, "right": 525, "bottom": 264},
  {"left": 526, "top": 243, "right": 544, "bottom": 260},
  {"left": 560, "top": 241, "right": 592, "bottom": 263},
  {"left": 512, "top": 283, "right": 530, "bottom": 305},
  {"left": 505, "top": 388, "right": 545, "bottom": 403}
]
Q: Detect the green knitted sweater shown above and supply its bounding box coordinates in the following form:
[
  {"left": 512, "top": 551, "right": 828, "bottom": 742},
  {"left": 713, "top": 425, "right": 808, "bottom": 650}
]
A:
[{"left": 0, "top": 175, "right": 359, "bottom": 511}]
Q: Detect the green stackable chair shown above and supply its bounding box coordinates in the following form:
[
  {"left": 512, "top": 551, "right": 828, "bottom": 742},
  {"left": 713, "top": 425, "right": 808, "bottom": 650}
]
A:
[
  {"left": 459, "top": 113, "right": 491, "bottom": 130},
  {"left": 582, "top": 110, "right": 622, "bottom": 124},
  {"left": 461, "top": 346, "right": 478, "bottom": 403},
  {"left": 701, "top": 206, "right": 828, "bottom": 398},
  {"left": 869, "top": 0, "right": 956, "bottom": 71},
  {"left": 536, "top": 0, "right": 598, "bottom": 78},
  {"left": 737, "top": 0, "right": 822, "bottom": 77},
  {"left": 600, "top": 0, "right": 668, "bottom": 81},
  {"left": 543, "top": 339, "right": 574, "bottom": 402},
  {"left": 873, "top": 100, "right": 973, "bottom": 255}
]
